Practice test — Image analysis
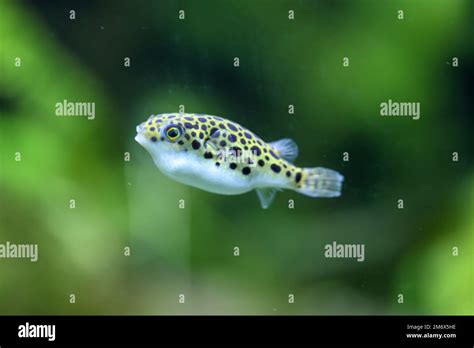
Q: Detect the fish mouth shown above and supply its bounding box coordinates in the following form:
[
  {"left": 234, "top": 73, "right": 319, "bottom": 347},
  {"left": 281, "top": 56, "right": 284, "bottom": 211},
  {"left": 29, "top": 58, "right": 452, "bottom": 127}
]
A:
[
  {"left": 134, "top": 134, "right": 143, "bottom": 143},
  {"left": 135, "top": 133, "right": 146, "bottom": 145},
  {"left": 135, "top": 123, "right": 146, "bottom": 145},
  {"left": 136, "top": 124, "right": 145, "bottom": 133}
]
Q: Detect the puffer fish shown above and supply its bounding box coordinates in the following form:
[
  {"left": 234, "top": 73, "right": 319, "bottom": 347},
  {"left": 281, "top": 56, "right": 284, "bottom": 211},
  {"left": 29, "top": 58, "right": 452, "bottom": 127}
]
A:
[{"left": 135, "top": 113, "right": 343, "bottom": 208}]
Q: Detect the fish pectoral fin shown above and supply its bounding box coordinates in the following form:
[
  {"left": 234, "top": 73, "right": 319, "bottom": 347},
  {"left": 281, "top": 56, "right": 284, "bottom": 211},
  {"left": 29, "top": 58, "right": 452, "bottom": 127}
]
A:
[
  {"left": 204, "top": 138, "right": 221, "bottom": 156},
  {"left": 256, "top": 187, "right": 280, "bottom": 209},
  {"left": 268, "top": 138, "right": 299, "bottom": 163}
]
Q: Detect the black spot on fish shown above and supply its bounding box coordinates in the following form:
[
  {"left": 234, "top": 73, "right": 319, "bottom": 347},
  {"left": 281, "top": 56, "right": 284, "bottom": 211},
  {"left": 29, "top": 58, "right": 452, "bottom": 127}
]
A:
[
  {"left": 199, "top": 132, "right": 204, "bottom": 139},
  {"left": 201, "top": 124, "right": 207, "bottom": 130},
  {"left": 151, "top": 136, "right": 157, "bottom": 142},
  {"left": 228, "top": 134, "right": 237, "bottom": 142},
  {"left": 184, "top": 122, "right": 193, "bottom": 129},
  {"left": 258, "top": 159, "right": 265, "bottom": 167},
  {"left": 242, "top": 167, "right": 251, "bottom": 175},
  {"left": 192, "top": 140, "right": 201, "bottom": 150},
  {"left": 250, "top": 145, "right": 261, "bottom": 156},
  {"left": 198, "top": 117, "right": 207, "bottom": 122},
  {"left": 150, "top": 127, "right": 155, "bottom": 131},
  {"left": 215, "top": 162, "right": 220, "bottom": 166},
  {"left": 191, "top": 131, "right": 196, "bottom": 137},
  {"left": 240, "top": 138, "right": 246, "bottom": 145},
  {"left": 210, "top": 121, "right": 216, "bottom": 126},
  {"left": 244, "top": 132, "right": 252, "bottom": 139},
  {"left": 271, "top": 164, "right": 281, "bottom": 173},
  {"left": 286, "top": 171, "right": 291, "bottom": 177},
  {"left": 184, "top": 116, "right": 193, "bottom": 121},
  {"left": 295, "top": 172, "right": 302, "bottom": 183},
  {"left": 265, "top": 155, "right": 270, "bottom": 161},
  {"left": 204, "top": 152, "right": 213, "bottom": 159},
  {"left": 219, "top": 123, "right": 226, "bottom": 130},
  {"left": 220, "top": 140, "right": 227, "bottom": 147},
  {"left": 178, "top": 140, "right": 184, "bottom": 145},
  {"left": 184, "top": 133, "right": 190, "bottom": 140},
  {"left": 227, "top": 123, "right": 238, "bottom": 131},
  {"left": 229, "top": 163, "right": 237, "bottom": 170},
  {"left": 231, "top": 146, "right": 242, "bottom": 156},
  {"left": 270, "top": 150, "right": 279, "bottom": 159}
]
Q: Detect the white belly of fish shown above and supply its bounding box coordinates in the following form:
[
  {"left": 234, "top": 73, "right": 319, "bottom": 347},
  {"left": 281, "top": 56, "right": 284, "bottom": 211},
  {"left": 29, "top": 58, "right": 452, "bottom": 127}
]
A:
[{"left": 151, "top": 150, "right": 254, "bottom": 195}]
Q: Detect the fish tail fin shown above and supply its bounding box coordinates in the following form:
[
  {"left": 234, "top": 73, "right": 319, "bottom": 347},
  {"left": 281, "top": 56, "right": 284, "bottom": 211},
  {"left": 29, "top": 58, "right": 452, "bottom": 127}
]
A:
[{"left": 295, "top": 167, "right": 344, "bottom": 198}]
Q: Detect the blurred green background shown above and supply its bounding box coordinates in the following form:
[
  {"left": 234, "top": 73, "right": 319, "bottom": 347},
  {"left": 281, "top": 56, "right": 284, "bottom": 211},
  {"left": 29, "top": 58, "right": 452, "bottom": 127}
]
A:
[{"left": 0, "top": 0, "right": 473, "bottom": 315}]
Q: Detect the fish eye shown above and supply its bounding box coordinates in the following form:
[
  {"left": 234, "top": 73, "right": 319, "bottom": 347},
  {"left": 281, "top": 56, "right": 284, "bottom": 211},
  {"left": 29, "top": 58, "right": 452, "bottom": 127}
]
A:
[{"left": 164, "top": 125, "right": 183, "bottom": 142}]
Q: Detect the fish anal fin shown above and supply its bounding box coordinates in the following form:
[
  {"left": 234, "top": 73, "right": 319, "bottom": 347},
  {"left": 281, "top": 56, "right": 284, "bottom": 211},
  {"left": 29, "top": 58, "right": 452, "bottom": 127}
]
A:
[{"left": 256, "top": 187, "right": 280, "bottom": 209}]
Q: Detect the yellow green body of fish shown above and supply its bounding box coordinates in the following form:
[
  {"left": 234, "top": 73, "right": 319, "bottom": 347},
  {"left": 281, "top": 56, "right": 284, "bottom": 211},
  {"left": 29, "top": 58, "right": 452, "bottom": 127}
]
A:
[{"left": 135, "top": 113, "right": 343, "bottom": 208}]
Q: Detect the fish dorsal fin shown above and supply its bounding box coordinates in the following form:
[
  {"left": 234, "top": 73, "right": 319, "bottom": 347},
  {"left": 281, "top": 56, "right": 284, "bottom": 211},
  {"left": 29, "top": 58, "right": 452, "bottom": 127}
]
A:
[
  {"left": 268, "top": 138, "right": 298, "bottom": 163},
  {"left": 256, "top": 187, "right": 280, "bottom": 209}
]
